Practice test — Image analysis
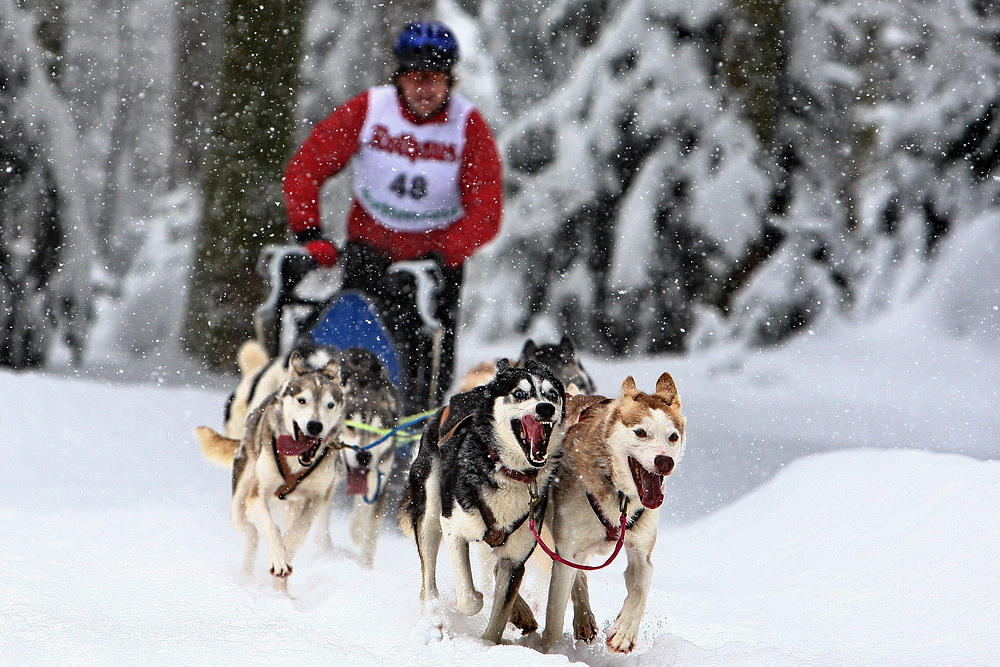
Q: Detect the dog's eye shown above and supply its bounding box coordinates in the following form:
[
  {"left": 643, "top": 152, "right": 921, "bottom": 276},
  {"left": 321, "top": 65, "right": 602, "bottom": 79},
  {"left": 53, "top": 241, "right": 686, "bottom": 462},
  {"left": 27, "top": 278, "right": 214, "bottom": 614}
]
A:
[
  {"left": 297, "top": 397, "right": 307, "bottom": 405},
  {"left": 633, "top": 428, "right": 648, "bottom": 439},
  {"left": 669, "top": 432, "right": 680, "bottom": 442},
  {"left": 327, "top": 402, "right": 336, "bottom": 409},
  {"left": 513, "top": 389, "right": 529, "bottom": 401}
]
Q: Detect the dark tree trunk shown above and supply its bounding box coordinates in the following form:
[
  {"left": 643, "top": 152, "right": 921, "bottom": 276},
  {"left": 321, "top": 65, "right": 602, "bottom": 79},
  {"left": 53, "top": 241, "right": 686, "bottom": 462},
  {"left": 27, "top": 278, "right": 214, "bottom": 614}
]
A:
[{"left": 184, "top": 0, "right": 308, "bottom": 370}]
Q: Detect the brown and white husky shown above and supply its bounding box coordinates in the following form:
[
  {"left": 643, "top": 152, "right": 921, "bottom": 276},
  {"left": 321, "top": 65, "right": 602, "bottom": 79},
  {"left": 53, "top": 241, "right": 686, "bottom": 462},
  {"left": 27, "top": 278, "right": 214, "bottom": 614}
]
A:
[{"left": 541, "top": 373, "right": 686, "bottom": 654}]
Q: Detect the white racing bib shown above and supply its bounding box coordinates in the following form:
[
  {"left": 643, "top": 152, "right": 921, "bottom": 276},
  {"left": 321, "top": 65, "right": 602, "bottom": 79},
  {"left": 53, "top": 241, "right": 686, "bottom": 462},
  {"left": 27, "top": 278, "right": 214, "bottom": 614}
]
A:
[{"left": 353, "top": 85, "right": 473, "bottom": 232}]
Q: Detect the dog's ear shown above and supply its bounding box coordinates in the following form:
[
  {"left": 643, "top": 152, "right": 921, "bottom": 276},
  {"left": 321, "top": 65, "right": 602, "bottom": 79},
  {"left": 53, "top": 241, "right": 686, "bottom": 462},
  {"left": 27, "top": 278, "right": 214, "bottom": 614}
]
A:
[
  {"left": 289, "top": 350, "right": 308, "bottom": 376},
  {"left": 559, "top": 334, "right": 576, "bottom": 354},
  {"left": 621, "top": 375, "right": 639, "bottom": 399},
  {"left": 655, "top": 372, "right": 679, "bottom": 406},
  {"left": 321, "top": 357, "right": 341, "bottom": 384},
  {"left": 441, "top": 385, "right": 488, "bottom": 436},
  {"left": 519, "top": 339, "right": 537, "bottom": 361},
  {"left": 496, "top": 357, "right": 514, "bottom": 373}
]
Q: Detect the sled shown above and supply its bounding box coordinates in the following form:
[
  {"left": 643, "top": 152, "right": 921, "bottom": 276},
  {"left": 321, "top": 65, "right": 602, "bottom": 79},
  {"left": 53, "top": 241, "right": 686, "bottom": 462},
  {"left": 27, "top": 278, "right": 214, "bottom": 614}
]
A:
[{"left": 252, "top": 244, "right": 444, "bottom": 414}]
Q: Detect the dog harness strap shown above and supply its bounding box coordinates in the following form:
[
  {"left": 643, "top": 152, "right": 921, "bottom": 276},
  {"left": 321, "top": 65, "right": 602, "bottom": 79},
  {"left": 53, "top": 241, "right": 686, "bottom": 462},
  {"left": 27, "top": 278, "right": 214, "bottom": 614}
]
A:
[
  {"left": 586, "top": 492, "right": 644, "bottom": 542},
  {"left": 438, "top": 407, "right": 472, "bottom": 444},
  {"left": 273, "top": 441, "right": 330, "bottom": 499},
  {"left": 506, "top": 511, "right": 530, "bottom": 542},
  {"left": 478, "top": 501, "right": 505, "bottom": 547},
  {"left": 499, "top": 466, "right": 537, "bottom": 484},
  {"left": 477, "top": 499, "right": 530, "bottom": 548}
]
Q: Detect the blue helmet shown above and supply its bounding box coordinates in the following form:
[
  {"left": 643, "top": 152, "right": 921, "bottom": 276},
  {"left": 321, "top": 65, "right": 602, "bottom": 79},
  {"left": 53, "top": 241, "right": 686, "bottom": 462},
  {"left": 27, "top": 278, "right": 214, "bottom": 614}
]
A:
[{"left": 393, "top": 21, "right": 459, "bottom": 75}]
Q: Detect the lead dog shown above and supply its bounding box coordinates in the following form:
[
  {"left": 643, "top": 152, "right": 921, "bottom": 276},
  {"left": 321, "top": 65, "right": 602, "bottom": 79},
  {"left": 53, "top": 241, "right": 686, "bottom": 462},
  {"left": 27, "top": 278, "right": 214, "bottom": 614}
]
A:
[
  {"left": 400, "top": 359, "right": 567, "bottom": 644},
  {"left": 227, "top": 351, "right": 345, "bottom": 591},
  {"left": 541, "top": 373, "right": 685, "bottom": 654}
]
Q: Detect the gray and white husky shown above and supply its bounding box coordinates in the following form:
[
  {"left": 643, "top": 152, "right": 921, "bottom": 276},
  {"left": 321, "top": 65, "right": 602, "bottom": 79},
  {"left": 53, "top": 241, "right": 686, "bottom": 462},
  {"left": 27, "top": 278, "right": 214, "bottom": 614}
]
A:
[
  {"left": 221, "top": 351, "right": 345, "bottom": 591},
  {"left": 400, "top": 359, "right": 567, "bottom": 644},
  {"left": 197, "top": 342, "right": 404, "bottom": 569},
  {"left": 220, "top": 339, "right": 339, "bottom": 440},
  {"left": 519, "top": 335, "right": 597, "bottom": 396}
]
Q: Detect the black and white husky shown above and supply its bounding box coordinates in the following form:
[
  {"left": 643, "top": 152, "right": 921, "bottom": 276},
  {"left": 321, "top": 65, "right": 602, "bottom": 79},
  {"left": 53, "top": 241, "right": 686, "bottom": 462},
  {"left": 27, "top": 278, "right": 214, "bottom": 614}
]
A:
[{"left": 400, "top": 359, "right": 567, "bottom": 644}]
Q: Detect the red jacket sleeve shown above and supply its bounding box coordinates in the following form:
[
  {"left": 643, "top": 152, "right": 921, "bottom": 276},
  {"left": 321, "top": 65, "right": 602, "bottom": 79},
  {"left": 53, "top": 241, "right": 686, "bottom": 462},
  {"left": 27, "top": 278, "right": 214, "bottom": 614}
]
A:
[
  {"left": 283, "top": 91, "right": 369, "bottom": 239},
  {"left": 437, "top": 109, "right": 503, "bottom": 267}
]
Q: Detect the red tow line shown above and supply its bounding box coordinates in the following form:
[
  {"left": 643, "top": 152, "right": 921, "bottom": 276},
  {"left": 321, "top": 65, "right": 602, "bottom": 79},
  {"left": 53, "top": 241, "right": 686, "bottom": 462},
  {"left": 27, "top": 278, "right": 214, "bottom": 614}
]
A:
[{"left": 529, "top": 510, "right": 628, "bottom": 571}]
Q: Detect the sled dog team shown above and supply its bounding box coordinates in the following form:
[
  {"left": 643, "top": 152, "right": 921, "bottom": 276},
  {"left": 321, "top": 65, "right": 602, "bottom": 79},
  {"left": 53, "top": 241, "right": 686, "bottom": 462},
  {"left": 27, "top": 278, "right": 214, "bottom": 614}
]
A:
[{"left": 196, "top": 335, "right": 686, "bottom": 654}]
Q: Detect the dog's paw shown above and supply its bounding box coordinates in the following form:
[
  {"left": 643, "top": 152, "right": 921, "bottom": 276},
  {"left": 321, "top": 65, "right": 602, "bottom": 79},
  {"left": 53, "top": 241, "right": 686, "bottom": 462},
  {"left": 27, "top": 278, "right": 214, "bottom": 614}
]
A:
[
  {"left": 269, "top": 561, "right": 293, "bottom": 579},
  {"left": 573, "top": 611, "right": 598, "bottom": 643},
  {"left": 456, "top": 589, "right": 484, "bottom": 616},
  {"left": 605, "top": 620, "right": 639, "bottom": 654},
  {"left": 510, "top": 596, "right": 538, "bottom": 635}
]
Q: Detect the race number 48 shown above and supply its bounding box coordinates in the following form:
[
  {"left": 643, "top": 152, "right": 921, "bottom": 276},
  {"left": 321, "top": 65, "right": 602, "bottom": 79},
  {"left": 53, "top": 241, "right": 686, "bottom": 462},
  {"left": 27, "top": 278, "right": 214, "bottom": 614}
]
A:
[{"left": 390, "top": 174, "right": 428, "bottom": 200}]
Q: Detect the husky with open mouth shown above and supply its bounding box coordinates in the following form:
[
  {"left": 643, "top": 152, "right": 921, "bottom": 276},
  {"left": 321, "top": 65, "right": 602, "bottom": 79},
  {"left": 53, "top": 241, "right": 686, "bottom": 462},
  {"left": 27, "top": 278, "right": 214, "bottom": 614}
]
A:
[
  {"left": 215, "top": 339, "right": 340, "bottom": 441},
  {"left": 226, "top": 351, "right": 345, "bottom": 592},
  {"left": 400, "top": 359, "right": 567, "bottom": 644},
  {"left": 540, "top": 373, "right": 685, "bottom": 654}
]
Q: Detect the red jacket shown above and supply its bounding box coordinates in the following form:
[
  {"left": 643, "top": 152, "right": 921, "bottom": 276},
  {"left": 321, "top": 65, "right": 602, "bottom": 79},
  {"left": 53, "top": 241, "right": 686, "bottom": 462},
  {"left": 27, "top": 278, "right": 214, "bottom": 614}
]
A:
[{"left": 283, "top": 89, "right": 503, "bottom": 269}]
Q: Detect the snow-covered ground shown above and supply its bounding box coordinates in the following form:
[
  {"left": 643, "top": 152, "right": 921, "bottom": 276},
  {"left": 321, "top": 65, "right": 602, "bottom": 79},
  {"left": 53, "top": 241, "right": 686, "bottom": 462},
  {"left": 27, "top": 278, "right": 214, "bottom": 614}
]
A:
[{"left": 3, "top": 224, "right": 998, "bottom": 666}]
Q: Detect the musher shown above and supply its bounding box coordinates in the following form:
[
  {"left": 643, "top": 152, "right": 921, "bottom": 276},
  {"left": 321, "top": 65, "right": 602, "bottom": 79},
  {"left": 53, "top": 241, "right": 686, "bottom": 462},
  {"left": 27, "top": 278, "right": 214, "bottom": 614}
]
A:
[{"left": 283, "top": 20, "right": 503, "bottom": 412}]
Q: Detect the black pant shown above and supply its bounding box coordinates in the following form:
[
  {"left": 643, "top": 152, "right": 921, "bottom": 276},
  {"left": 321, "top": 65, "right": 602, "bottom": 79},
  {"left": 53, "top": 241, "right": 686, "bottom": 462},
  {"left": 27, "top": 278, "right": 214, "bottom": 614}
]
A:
[{"left": 339, "top": 241, "right": 463, "bottom": 413}]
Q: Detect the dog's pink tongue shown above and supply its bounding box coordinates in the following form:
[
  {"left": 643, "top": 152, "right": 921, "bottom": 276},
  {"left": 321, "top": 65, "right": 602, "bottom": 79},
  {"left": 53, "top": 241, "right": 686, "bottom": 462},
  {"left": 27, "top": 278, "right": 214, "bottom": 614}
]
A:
[
  {"left": 346, "top": 467, "right": 368, "bottom": 495},
  {"left": 630, "top": 458, "right": 665, "bottom": 509},
  {"left": 521, "top": 414, "right": 547, "bottom": 459},
  {"left": 276, "top": 434, "right": 314, "bottom": 456}
]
